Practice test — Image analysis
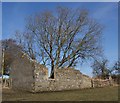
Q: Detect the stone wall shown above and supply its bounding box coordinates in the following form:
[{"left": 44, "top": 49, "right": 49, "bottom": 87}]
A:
[
  {"left": 34, "top": 68, "right": 92, "bottom": 92},
  {"left": 10, "top": 51, "right": 48, "bottom": 92},
  {"left": 10, "top": 52, "right": 34, "bottom": 91},
  {"left": 9, "top": 51, "right": 115, "bottom": 92},
  {"left": 34, "top": 63, "right": 48, "bottom": 92},
  {"left": 92, "top": 78, "right": 114, "bottom": 88},
  {"left": 55, "top": 68, "right": 91, "bottom": 89}
]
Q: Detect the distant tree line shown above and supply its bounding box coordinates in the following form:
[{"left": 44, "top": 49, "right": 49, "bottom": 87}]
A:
[
  {"left": 1, "top": 39, "right": 22, "bottom": 75},
  {"left": 91, "top": 58, "right": 120, "bottom": 84}
]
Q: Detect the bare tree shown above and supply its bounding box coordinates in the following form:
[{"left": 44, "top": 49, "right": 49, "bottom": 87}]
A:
[
  {"left": 112, "top": 59, "right": 120, "bottom": 75},
  {"left": 110, "top": 59, "right": 120, "bottom": 84},
  {"left": 91, "top": 58, "right": 110, "bottom": 79},
  {"left": 1, "top": 39, "right": 22, "bottom": 75},
  {"left": 15, "top": 7, "right": 103, "bottom": 78},
  {"left": 15, "top": 30, "right": 36, "bottom": 59}
]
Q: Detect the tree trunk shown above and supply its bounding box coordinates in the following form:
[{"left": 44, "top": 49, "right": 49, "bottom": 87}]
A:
[{"left": 50, "top": 61, "right": 54, "bottom": 78}]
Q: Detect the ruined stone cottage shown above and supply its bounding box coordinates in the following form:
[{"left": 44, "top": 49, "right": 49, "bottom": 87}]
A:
[
  {"left": 8, "top": 51, "right": 92, "bottom": 92},
  {"left": 7, "top": 51, "right": 114, "bottom": 92}
]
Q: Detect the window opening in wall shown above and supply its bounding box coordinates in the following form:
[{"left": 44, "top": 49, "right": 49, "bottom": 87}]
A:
[{"left": 49, "top": 68, "right": 55, "bottom": 79}]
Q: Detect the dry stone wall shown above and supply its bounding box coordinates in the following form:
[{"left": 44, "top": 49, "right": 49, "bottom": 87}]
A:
[
  {"left": 34, "top": 68, "right": 92, "bottom": 92},
  {"left": 10, "top": 52, "right": 35, "bottom": 91},
  {"left": 55, "top": 68, "right": 92, "bottom": 89},
  {"left": 92, "top": 79, "right": 114, "bottom": 88},
  {"left": 34, "top": 63, "right": 48, "bottom": 92},
  {"left": 10, "top": 51, "right": 48, "bottom": 92},
  {"left": 10, "top": 51, "right": 115, "bottom": 92}
]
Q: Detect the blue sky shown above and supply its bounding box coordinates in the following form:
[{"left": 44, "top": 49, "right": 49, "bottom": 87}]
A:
[{"left": 2, "top": 2, "right": 118, "bottom": 77}]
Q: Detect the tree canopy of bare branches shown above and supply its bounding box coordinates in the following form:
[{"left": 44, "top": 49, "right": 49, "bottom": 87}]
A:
[
  {"left": 15, "top": 7, "right": 103, "bottom": 78},
  {"left": 112, "top": 59, "right": 120, "bottom": 75},
  {"left": 91, "top": 59, "right": 110, "bottom": 79},
  {"left": 1, "top": 39, "right": 22, "bottom": 75}
]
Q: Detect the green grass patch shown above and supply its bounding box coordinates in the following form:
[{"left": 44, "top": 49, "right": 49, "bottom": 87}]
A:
[{"left": 2, "top": 86, "right": 119, "bottom": 101}]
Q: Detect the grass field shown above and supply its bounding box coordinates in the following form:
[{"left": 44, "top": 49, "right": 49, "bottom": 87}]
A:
[{"left": 2, "top": 86, "right": 119, "bottom": 101}]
